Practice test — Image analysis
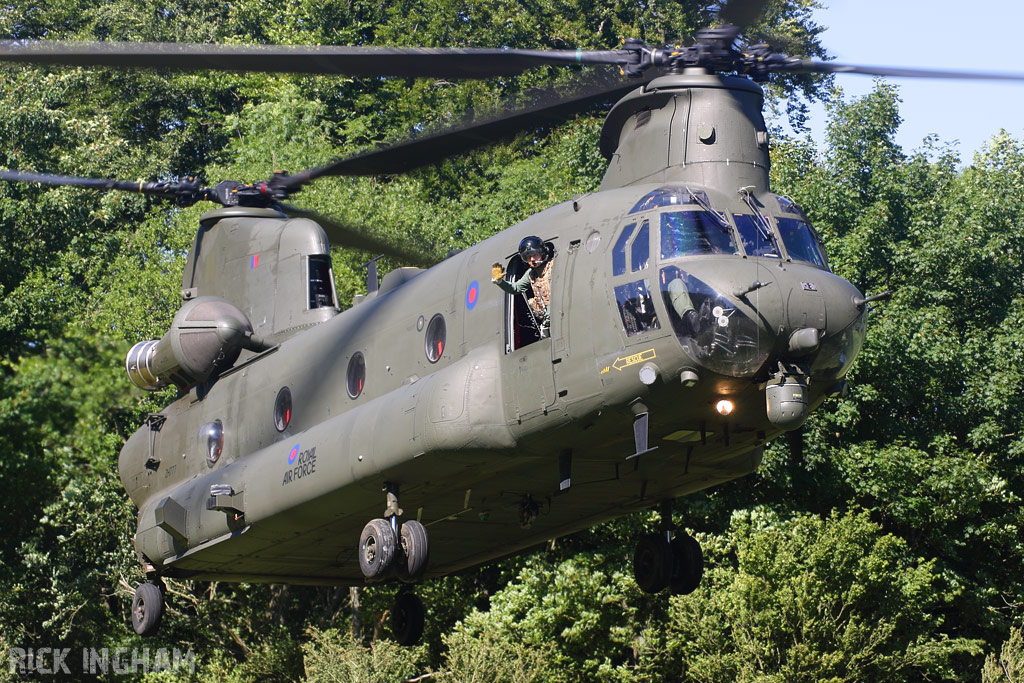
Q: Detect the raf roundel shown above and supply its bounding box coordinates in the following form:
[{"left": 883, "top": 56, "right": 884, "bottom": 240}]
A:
[
  {"left": 465, "top": 280, "right": 479, "bottom": 310},
  {"left": 288, "top": 444, "right": 300, "bottom": 465}
]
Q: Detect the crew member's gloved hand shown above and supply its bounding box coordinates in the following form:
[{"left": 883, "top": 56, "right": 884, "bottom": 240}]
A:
[{"left": 491, "top": 263, "right": 504, "bottom": 281}]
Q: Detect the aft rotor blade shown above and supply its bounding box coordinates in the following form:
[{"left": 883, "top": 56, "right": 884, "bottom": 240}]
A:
[
  {"left": 0, "top": 168, "right": 204, "bottom": 204},
  {"left": 784, "top": 58, "right": 1024, "bottom": 82},
  {"left": 278, "top": 203, "right": 434, "bottom": 268},
  {"left": 0, "top": 40, "right": 632, "bottom": 78},
  {"left": 277, "top": 72, "right": 651, "bottom": 189}
]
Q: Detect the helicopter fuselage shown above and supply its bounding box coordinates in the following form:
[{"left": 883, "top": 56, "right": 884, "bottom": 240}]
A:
[
  {"left": 118, "top": 72, "right": 866, "bottom": 584},
  {"left": 119, "top": 188, "right": 864, "bottom": 584}
]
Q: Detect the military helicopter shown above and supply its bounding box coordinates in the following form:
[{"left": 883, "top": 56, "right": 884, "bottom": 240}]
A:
[{"left": 4, "top": 0, "right": 1023, "bottom": 647}]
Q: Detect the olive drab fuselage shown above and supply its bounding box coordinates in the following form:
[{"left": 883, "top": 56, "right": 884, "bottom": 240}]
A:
[{"left": 118, "top": 71, "right": 867, "bottom": 583}]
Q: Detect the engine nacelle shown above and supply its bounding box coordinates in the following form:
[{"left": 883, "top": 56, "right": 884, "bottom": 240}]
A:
[{"left": 126, "top": 297, "right": 255, "bottom": 391}]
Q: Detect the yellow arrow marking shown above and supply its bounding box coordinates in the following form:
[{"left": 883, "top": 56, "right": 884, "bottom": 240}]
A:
[{"left": 611, "top": 348, "right": 656, "bottom": 371}]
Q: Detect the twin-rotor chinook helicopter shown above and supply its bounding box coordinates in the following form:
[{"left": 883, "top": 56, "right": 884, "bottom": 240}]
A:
[{"left": 4, "top": 0, "right": 1023, "bottom": 646}]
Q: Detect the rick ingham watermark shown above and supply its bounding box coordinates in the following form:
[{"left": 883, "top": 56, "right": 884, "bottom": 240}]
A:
[{"left": 8, "top": 646, "right": 195, "bottom": 675}]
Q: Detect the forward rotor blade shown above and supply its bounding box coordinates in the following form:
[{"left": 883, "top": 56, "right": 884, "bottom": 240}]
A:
[
  {"left": 0, "top": 168, "right": 204, "bottom": 204},
  {"left": 0, "top": 40, "right": 631, "bottom": 79},
  {"left": 277, "top": 71, "right": 651, "bottom": 190},
  {"left": 278, "top": 203, "right": 434, "bottom": 268},
  {"left": 784, "top": 58, "right": 1024, "bottom": 82}
]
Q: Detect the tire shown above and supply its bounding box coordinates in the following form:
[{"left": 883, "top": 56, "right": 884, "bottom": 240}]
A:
[
  {"left": 633, "top": 533, "right": 673, "bottom": 594},
  {"left": 131, "top": 582, "right": 164, "bottom": 636},
  {"left": 669, "top": 534, "right": 704, "bottom": 595},
  {"left": 392, "top": 592, "right": 425, "bottom": 646},
  {"left": 397, "top": 520, "right": 429, "bottom": 583},
  {"left": 358, "top": 518, "right": 398, "bottom": 579}
]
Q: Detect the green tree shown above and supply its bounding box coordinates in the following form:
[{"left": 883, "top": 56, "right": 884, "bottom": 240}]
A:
[
  {"left": 661, "top": 509, "right": 983, "bottom": 682},
  {"left": 982, "top": 626, "right": 1024, "bottom": 683}
]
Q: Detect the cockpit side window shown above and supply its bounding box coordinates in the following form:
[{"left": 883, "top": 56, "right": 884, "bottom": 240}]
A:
[
  {"left": 631, "top": 221, "right": 650, "bottom": 272},
  {"left": 612, "top": 223, "right": 636, "bottom": 276},
  {"left": 660, "top": 211, "right": 737, "bottom": 260},
  {"left": 615, "top": 280, "right": 660, "bottom": 337}
]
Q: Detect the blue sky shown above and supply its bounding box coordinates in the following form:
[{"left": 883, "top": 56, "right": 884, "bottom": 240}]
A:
[{"left": 795, "top": 0, "right": 1024, "bottom": 162}]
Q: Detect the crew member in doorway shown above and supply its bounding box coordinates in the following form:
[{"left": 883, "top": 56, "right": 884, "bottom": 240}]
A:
[{"left": 492, "top": 235, "right": 553, "bottom": 338}]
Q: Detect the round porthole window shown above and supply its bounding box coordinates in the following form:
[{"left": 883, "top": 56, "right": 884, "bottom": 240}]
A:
[
  {"left": 200, "top": 420, "right": 224, "bottom": 466},
  {"left": 425, "top": 314, "right": 446, "bottom": 363},
  {"left": 274, "top": 387, "right": 292, "bottom": 432},
  {"left": 347, "top": 352, "right": 365, "bottom": 399}
]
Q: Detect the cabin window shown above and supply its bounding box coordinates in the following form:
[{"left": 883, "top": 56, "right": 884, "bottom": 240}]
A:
[
  {"left": 274, "top": 387, "right": 292, "bottom": 432},
  {"left": 660, "top": 211, "right": 736, "bottom": 259},
  {"left": 308, "top": 255, "right": 336, "bottom": 309},
  {"left": 615, "top": 280, "right": 660, "bottom": 337},
  {"left": 733, "top": 213, "right": 779, "bottom": 258},
  {"left": 777, "top": 217, "right": 828, "bottom": 269},
  {"left": 200, "top": 420, "right": 224, "bottom": 465},
  {"left": 347, "top": 352, "right": 365, "bottom": 399},
  {"left": 425, "top": 314, "right": 446, "bottom": 363}
]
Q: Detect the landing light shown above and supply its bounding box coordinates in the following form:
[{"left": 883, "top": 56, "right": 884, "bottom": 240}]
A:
[{"left": 715, "top": 399, "right": 734, "bottom": 416}]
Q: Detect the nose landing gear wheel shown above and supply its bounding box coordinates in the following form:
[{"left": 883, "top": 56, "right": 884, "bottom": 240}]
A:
[
  {"left": 669, "top": 534, "right": 704, "bottom": 595},
  {"left": 359, "top": 518, "right": 398, "bottom": 579},
  {"left": 396, "top": 519, "right": 429, "bottom": 583},
  {"left": 391, "top": 592, "right": 425, "bottom": 646},
  {"left": 131, "top": 582, "right": 165, "bottom": 636},
  {"left": 633, "top": 533, "right": 673, "bottom": 594}
]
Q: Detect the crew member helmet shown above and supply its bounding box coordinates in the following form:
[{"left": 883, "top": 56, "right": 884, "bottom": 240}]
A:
[{"left": 519, "top": 236, "right": 545, "bottom": 263}]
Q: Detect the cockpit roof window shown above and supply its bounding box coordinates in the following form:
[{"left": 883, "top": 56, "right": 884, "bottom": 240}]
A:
[
  {"left": 630, "top": 186, "right": 691, "bottom": 214},
  {"left": 660, "top": 211, "right": 737, "bottom": 259},
  {"left": 776, "top": 195, "right": 806, "bottom": 217}
]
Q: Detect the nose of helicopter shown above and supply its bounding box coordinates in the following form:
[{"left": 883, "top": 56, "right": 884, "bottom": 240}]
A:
[
  {"left": 778, "top": 261, "right": 867, "bottom": 382},
  {"left": 660, "top": 259, "right": 866, "bottom": 428}
]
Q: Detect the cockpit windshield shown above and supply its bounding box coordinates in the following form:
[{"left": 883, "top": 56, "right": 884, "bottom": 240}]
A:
[
  {"left": 777, "top": 217, "right": 828, "bottom": 269},
  {"left": 733, "top": 214, "right": 779, "bottom": 258},
  {"left": 660, "top": 211, "right": 737, "bottom": 259}
]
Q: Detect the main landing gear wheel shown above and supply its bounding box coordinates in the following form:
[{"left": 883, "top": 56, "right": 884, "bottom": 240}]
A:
[
  {"left": 669, "top": 534, "right": 704, "bottom": 595},
  {"left": 633, "top": 533, "right": 673, "bottom": 594},
  {"left": 359, "top": 518, "right": 398, "bottom": 579},
  {"left": 131, "top": 581, "right": 165, "bottom": 636},
  {"left": 391, "top": 592, "right": 425, "bottom": 646},
  {"left": 396, "top": 519, "right": 429, "bottom": 583}
]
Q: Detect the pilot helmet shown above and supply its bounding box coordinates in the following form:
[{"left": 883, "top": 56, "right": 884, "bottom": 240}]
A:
[{"left": 518, "top": 236, "right": 545, "bottom": 264}]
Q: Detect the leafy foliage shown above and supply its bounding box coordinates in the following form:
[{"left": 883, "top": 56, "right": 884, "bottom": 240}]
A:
[{"left": 983, "top": 626, "right": 1024, "bottom": 683}]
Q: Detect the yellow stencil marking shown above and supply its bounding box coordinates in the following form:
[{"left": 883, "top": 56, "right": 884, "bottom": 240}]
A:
[{"left": 611, "top": 348, "right": 656, "bottom": 371}]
